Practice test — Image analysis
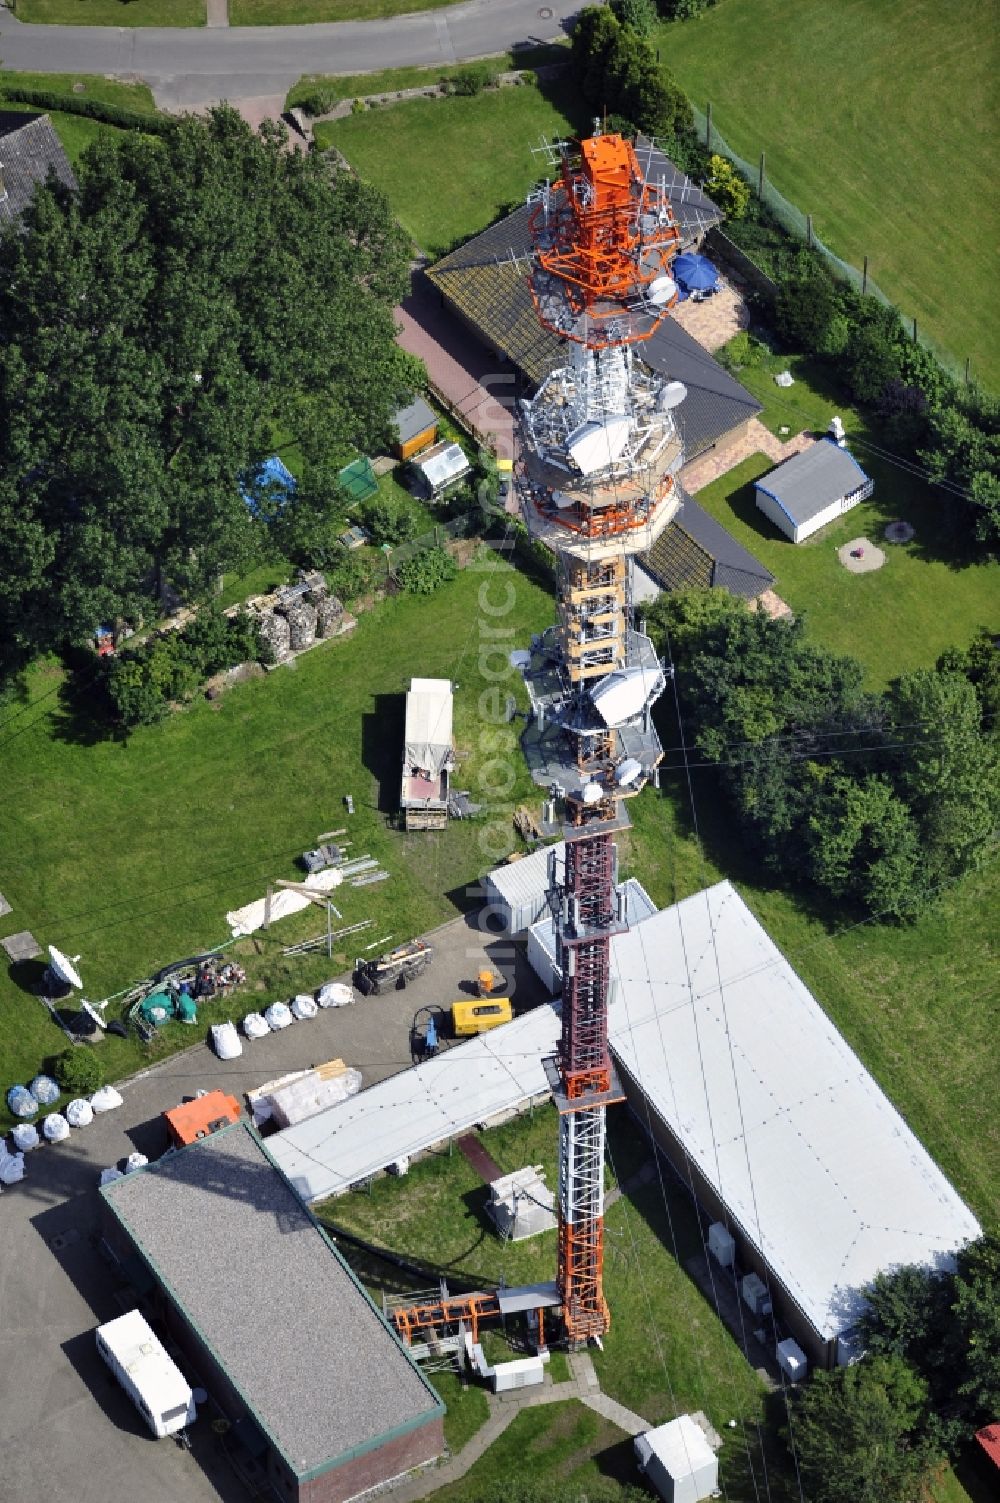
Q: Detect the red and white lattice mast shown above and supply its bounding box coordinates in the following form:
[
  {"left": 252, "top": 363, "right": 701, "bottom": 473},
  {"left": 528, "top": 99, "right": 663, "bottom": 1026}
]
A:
[{"left": 518, "top": 131, "right": 687, "bottom": 1345}]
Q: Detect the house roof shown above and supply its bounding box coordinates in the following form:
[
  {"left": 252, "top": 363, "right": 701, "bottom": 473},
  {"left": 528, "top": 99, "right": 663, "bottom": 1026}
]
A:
[
  {"left": 393, "top": 393, "right": 437, "bottom": 446},
  {"left": 101, "top": 1123, "right": 441, "bottom": 1479},
  {"left": 976, "top": 1425, "right": 1000, "bottom": 1470},
  {"left": 0, "top": 112, "right": 76, "bottom": 226},
  {"left": 425, "top": 146, "right": 757, "bottom": 460},
  {"left": 641, "top": 492, "right": 774, "bottom": 600},
  {"left": 756, "top": 439, "right": 872, "bottom": 527}
]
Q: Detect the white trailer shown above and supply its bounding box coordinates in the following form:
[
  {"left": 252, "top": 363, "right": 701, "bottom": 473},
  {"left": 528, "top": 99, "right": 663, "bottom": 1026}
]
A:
[{"left": 96, "top": 1310, "right": 196, "bottom": 1438}]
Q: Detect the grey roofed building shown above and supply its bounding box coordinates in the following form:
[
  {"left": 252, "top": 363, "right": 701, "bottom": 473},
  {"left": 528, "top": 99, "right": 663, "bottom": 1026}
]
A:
[
  {"left": 101, "top": 1123, "right": 443, "bottom": 1488},
  {"left": 393, "top": 392, "right": 437, "bottom": 448},
  {"left": 425, "top": 142, "right": 757, "bottom": 461},
  {"left": 639, "top": 490, "right": 774, "bottom": 601},
  {"left": 0, "top": 112, "right": 76, "bottom": 227},
  {"left": 756, "top": 440, "right": 873, "bottom": 529}
]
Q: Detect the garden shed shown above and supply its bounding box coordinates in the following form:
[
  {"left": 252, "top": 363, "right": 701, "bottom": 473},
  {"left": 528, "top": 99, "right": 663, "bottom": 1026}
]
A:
[
  {"left": 755, "top": 439, "right": 873, "bottom": 542},
  {"left": 409, "top": 440, "right": 471, "bottom": 500},
  {"left": 392, "top": 394, "right": 438, "bottom": 460},
  {"left": 483, "top": 842, "right": 564, "bottom": 937}
]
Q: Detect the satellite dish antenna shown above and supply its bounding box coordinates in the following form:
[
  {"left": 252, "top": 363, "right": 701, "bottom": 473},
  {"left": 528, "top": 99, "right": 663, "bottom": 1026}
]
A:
[
  {"left": 580, "top": 781, "right": 604, "bottom": 805},
  {"left": 81, "top": 999, "right": 109, "bottom": 1033},
  {"left": 647, "top": 276, "right": 677, "bottom": 307},
  {"left": 660, "top": 380, "right": 688, "bottom": 411},
  {"left": 46, "top": 945, "right": 83, "bottom": 995},
  {"left": 509, "top": 649, "right": 532, "bottom": 669},
  {"left": 616, "top": 758, "right": 644, "bottom": 788}
]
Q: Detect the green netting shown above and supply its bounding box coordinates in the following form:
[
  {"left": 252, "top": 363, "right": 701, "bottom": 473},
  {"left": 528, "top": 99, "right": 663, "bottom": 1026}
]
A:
[{"left": 690, "top": 105, "right": 966, "bottom": 381}]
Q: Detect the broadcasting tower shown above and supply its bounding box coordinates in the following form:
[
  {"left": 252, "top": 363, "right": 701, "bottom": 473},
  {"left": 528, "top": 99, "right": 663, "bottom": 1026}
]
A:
[{"left": 516, "top": 130, "right": 688, "bottom": 1345}]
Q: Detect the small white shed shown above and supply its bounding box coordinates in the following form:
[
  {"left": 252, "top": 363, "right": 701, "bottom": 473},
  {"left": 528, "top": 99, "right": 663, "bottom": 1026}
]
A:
[
  {"left": 484, "top": 842, "right": 564, "bottom": 938},
  {"left": 634, "top": 1413, "right": 719, "bottom": 1503},
  {"left": 754, "top": 439, "right": 873, "bottom": 543},
  {"left": 526, "top": 877, "right": 657, "bottom": 994}
]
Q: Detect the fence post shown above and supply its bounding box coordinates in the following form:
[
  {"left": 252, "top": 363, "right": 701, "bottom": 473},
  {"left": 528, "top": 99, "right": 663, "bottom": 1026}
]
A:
[
  {"left": 862, "top": 255, "right": 869, "bottom": 296},
  {"left": 806, "top": 214, "right": 813, "bottom": 249},
  {"left": 758, "top": 152, "right": 766, "bottom": 198},
  {"left": 912, "top": 317, "right": 918, "bottom": 343},
  {"left": 705, "top": 101, "right": 712, "bottom": 151},
  {"left": 965, "top": 356, "right": 971, "bottom": 385}
]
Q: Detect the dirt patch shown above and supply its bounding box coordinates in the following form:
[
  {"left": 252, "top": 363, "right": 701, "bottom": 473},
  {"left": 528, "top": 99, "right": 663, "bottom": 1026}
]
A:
[
  {"left": 204, "top": 661, "right": 266, "bottom": 701},
  {"left": 837, "top": 536, "right": 886, "bottom": 573}
]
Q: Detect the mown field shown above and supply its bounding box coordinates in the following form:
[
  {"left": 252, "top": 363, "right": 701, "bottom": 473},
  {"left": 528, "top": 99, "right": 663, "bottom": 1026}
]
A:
[
  {"left": 658, "top": 0, "right": 1000, "bottom": 388},
  {"left": 314, "top": 77, "right": 587, "bottom": 257},
  {"left": 11, "top": 0, "right": 204, "bottom": 24}
]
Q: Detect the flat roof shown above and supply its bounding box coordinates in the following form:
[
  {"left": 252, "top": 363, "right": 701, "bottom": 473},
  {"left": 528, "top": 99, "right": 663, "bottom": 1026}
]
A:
[
  {"left": 268, "top": 1002, "right": 559, "bottom": 1202},
  {"left": 485, "top": 842, "right": 563, "bottom": 913},
  {"left": 101, "top": 1124, "right": 441, "bottom": 1477},
  {"left": 756, "top": 439, "right": 871, "bottom": 525},
  {"left": 270, "top": 883, "right": 980, "bottom": 1344},
  {"left": 608, "top": 882, "right": 981, "bottom": 1340}
]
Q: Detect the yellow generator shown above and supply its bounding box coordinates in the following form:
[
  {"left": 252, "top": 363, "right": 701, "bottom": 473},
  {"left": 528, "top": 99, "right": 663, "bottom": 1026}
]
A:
[{"left": 451, "top": 997, "right": 513, "bottom": 1037}]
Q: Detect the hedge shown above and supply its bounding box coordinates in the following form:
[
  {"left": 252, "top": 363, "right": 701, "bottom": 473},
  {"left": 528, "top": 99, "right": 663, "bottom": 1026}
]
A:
[{"left": 0, "top": 87, "right": 175, "bottom": 135}]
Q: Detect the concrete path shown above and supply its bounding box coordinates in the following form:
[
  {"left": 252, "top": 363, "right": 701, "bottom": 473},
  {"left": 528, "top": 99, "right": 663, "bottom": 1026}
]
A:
[
  {"left": 680, "top": 416, "right": 814, "bottom": 496},
  {"left": 205, "top": 0, "right": 229, "bottom": 27},
  {"left": 0, "top": 1, "right": 577, "bottom": 112}
]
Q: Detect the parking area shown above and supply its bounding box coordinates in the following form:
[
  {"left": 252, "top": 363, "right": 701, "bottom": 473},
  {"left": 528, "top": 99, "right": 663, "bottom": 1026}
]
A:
[{"left": 0, "top": 912, "right": 548, "bottom": 1503}]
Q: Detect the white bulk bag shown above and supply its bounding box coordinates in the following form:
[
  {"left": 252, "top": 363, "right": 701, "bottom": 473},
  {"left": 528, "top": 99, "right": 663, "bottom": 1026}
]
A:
[
  {"left": 317, "top": 982, "right": 354, "bottom": 1008},
  {"left": 30, "top": 1074, "right": 60, "bottom": 1106},
  {"left": 66, "top": 1098, "right": 94, "bottom": 1129},
  {"left": 90, "top": 1085, "right": 124, "bottom": 1113},
  {"left": 124, "top": 1152, "right": 148, "bottom": 1173},
  {"left": 99, "top": 1166, "right": 124, "bottom": 1187},
  {"left": 243, "top": 1012, "right": 269, "bottom": 1040},
  {"left": 264, "top": 1002, "right": 292, "bottom": 1031},
  {"left": 11, "top": 1123, "right": 40, "bottom": 1151},
  {"left": 43, "top": 1113, "right": 70, "bottom": 1143},
  {"left": 210, "top": 1021, "right": 242, "bottom": 1060},
  {"left": 0, "top": 1149, "right": 26, "bottom": 1184},
  {"left": 290, "top": 994, "right": 318, "bottom": 1021}
]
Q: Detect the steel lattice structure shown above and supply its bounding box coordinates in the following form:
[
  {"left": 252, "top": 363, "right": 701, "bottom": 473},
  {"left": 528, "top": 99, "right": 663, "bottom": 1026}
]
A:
[{"left": 520, "top": 131, "right": 685, "bottom": 1346}]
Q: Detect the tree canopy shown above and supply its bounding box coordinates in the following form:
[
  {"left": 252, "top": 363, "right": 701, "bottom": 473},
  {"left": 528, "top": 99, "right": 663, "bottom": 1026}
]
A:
[
  {"left": 0, "top": 107, "right": 419, "bottom": 676},
  {"left": 646, "top": 590, "right": 1000, "bottom": 918}
]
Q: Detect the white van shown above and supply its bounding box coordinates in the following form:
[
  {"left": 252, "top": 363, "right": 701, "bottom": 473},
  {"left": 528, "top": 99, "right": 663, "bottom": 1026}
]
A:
[{"left": 96, "top": 1310, "right": 196, "bottom": 1438}]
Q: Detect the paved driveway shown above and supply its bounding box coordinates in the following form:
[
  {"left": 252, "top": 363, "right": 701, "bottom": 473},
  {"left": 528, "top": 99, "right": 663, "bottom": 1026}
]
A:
[
  {"left": 0, "top": 913, "right": 546, "bottom": 1503},
  {"left": 0, "top": 2, "right": 580, "bottom": 110}
]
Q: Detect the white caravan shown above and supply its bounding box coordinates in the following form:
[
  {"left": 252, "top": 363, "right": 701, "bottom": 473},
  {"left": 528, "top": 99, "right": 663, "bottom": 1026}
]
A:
[{"left": 95, "top": 1309, "right": 196, "bottom": 1438}]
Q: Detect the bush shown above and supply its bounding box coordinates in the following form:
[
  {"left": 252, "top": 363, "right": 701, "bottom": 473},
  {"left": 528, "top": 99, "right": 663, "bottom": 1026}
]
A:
[
  {"left": 397, "top": 547, "right": 457, "bottom": 594},
  {"left": 445, "top": 65, "right": 500, "bottom": 97},
  {"left": 50, "top": 1047, "right": 105, "bottom": 1095},
  {"left": 102, "top": 608, "right": 265, "bottom": 728},
  {"left": 326, "top": 551, "right": 383, "bottom": 602},
  {"left": 610, "top": 0, "right": 658, "bottom": 36},
  {"left": 360, "top": 497, "right": 419, "bottom": 546},
  {"left": 0, "top": 86, "right": 174, "bottom": 135},
  {"left": 704, "top": 153, "right": 751, "bottom": 219},
  {"left": 294, "top": 86, "right": 338, "bottom": 117}
]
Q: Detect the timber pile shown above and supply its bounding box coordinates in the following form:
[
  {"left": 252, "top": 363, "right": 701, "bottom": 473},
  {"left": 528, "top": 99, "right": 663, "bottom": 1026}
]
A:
[{"left": 514, "top": 805, "right": 543, "bottom": 843}]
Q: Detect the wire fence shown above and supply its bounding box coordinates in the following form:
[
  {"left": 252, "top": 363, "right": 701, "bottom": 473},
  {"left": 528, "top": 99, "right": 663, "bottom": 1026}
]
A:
[
  {"left": 692, "top": 103, "right": 970, "bottom": 383},
  {"left": 385, "top": 512, "right": 475, "bottom": 573}
]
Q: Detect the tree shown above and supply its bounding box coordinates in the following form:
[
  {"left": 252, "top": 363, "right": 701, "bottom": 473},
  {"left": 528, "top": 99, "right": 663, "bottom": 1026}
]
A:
[
  {"left": 788, "top": 1355, "right": 936, "bottom": 1503},
  {"left": 610, "top": 0, "right": 658, "bottom": 36},
  {"left": 888, "top": 666, "right": 1000, "bottom": 884},
  {"left": 0, "top": 108, "right": 419, "bottom": 675},
  {"left": 805, "top": 773, "right": 924, "bottom": 917},
  {"left": 704, "top": 153, "right": 750, "bottom": 219},
  {"left": 859, "top": 1236, "right": 1000, "bottom": 1446},
  {"left": 775, "top": 261, "right": 849, "bottom": 356},
  {"left": 397, "top": 547, "right": 457, "bottom": 594}
]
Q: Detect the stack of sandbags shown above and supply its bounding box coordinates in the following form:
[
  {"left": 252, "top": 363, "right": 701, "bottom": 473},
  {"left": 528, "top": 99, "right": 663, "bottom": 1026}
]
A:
[
  {"left": 315, "top": 595, "right": 345, "bottom": 638},
  {"left": 258, "top": 611, "right": 291, "bottom": 663},
  {"left": 281, "top": 600, "right": 317, "bottom": 651}
]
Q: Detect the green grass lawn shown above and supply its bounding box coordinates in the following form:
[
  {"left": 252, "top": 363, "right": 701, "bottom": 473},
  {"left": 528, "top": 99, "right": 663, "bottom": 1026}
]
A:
[
  {"left": 658, "top": 0, "right": 1000, "bottom": 389},
  {"left": 315, "top": 79, "right": 585, "bottom": 257},
  {"left": 430, "top": 1402, "right": 639, "bottom": 1502},
  {"left": 0, "top": 556, "right": 555, "bottom": 1125},
  {"left": 325, "top": 1105, "right": 788, "bottom": 1495},
  {"left": 0, "top": 73, "right": 159, "bottom": 111},
  {"left": 232, "top": 0, "right": 458, "bottom": 22},
  {"left": 285, "top": 47, "right": 570, "bottom": 111},
  {"left": 12, "top": 0, "right": 205, "bottom": 23}
]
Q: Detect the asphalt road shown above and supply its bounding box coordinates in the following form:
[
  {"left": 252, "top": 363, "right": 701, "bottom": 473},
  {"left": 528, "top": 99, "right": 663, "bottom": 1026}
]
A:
[
  {"left": 0, "top": 1, "right": 580, "bottom": 110},
  {"left": 0, "top": 913, "right": 546, "bottom": 1503}
]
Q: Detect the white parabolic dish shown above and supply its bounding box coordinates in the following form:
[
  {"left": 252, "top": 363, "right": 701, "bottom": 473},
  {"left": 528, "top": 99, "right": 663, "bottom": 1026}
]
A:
[{"left": 48, "top": 945, "right": 83, "bottom": 990}]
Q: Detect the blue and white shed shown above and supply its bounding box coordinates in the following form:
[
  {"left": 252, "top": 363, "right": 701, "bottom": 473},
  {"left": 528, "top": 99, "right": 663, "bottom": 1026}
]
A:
[{"left": 754, "top": 438, "right": 873, "bottom": 543}]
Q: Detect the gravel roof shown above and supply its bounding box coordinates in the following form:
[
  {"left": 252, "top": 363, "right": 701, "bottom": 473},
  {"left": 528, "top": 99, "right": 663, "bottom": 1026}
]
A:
[{"left": 101, "top": 1124, "right": 441, "bottom": 1477}]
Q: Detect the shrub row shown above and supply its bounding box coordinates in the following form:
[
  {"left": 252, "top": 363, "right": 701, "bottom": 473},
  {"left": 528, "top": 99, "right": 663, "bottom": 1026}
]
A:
[
  {"left": 0, "top": 86, "right": 175, "bottom": 135},
  {"left": 100, "top": 606, "right": 264, "bottom": 729}
]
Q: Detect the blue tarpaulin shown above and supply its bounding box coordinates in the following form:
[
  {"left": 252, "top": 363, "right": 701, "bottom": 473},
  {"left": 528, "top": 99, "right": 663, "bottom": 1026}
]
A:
[
  {"left": 241, "top": 455, "right": 297, "bottom": 518},
  {"left": 672, "top": 253, "right": 719, "bottom": 293}
]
